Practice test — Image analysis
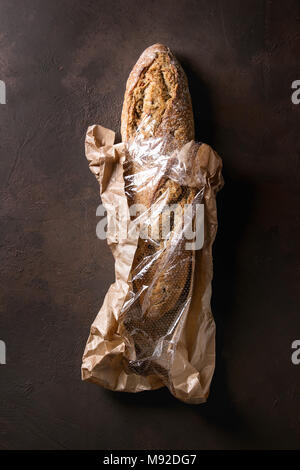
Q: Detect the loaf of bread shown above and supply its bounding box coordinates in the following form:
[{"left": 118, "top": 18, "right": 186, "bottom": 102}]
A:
[
  {"left": 121, "top": 44, "right": 196, "bottom": 326},
  {"left": 121, "top": 43, "right": 194, "bottom": 142}
]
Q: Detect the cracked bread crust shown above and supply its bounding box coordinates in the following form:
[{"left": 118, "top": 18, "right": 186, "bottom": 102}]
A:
[{"left": 121, "top": 43, "right": 194, "bottom": 142}]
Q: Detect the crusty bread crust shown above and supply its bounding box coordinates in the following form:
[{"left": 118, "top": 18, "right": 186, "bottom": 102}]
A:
[
  {"left": 121, "top": 43, "right": 194, "bottom": 142},
  {"left": 121, "top": 44, "right": 195, "bottom": 323}
]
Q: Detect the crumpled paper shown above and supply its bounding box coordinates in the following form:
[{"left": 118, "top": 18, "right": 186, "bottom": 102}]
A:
[{"left": 81, "top": 124, "right": 223, "bottom": 404}]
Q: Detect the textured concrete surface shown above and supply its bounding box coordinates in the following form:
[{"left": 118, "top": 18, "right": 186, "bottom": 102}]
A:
[{"left": 0, "top": 0, "right": 300, "bottom": 450}]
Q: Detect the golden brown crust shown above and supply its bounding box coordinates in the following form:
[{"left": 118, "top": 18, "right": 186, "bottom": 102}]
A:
[
  {"left": 121, "top": 43, "right": 194, "bottom": 142},
  {"left": 122, "top": 44, "right": 195, "bottom": 321}
]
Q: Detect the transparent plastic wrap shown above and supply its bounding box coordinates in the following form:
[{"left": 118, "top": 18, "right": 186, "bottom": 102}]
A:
[{"left": 82, "top": 124, "right": 223, "bottom": 404}]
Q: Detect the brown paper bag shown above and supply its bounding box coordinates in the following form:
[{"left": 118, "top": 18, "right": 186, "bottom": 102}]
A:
[{"left": 81, "top": 124, "right": 223, "bottom": 404}]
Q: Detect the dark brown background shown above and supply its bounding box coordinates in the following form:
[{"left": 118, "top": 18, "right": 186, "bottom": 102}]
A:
[{"left": 0, "top": 0, "right": 300, "bottom": 450}]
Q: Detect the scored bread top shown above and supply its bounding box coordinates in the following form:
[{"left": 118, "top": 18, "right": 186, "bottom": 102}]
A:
[{"left": 121, "top": 43, "right": 194, "bottom": 142}]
